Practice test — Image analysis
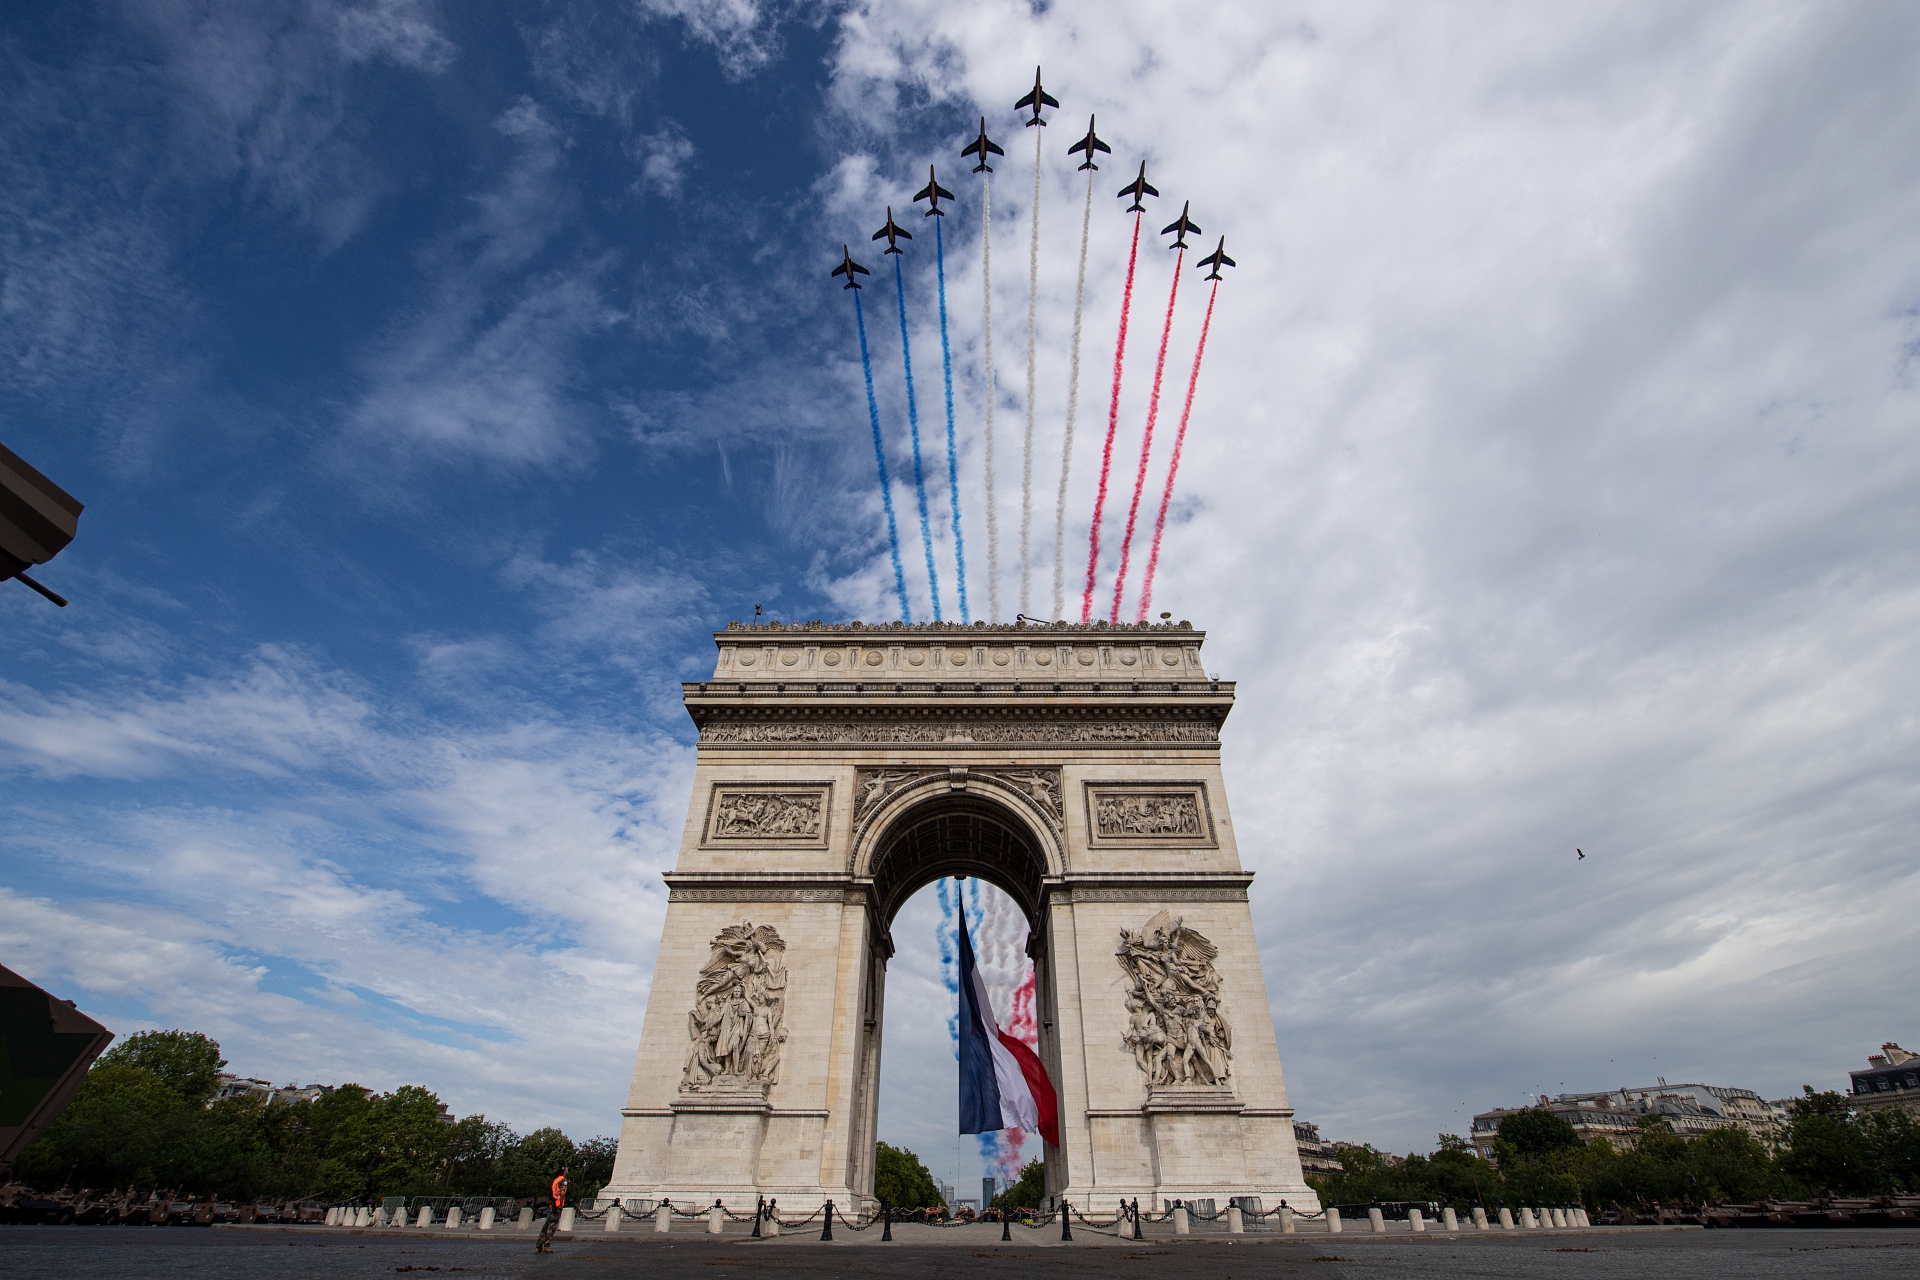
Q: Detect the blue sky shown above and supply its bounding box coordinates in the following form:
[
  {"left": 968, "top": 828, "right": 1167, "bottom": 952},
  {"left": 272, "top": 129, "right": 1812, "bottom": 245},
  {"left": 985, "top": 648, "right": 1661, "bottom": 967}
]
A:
[{"left": 2, "top": 0, "right": 1915, "bottom": 1192}]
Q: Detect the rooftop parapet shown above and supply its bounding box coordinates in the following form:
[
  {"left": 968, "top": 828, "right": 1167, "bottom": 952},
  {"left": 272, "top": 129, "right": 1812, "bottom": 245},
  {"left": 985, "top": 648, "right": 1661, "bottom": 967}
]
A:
[{"left": 708, "top": 620, "right": 1211, "bottom": 683}]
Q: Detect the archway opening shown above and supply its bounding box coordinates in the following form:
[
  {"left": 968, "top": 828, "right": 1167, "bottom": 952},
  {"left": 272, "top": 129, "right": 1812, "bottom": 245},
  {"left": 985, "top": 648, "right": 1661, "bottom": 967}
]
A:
[{"left": 864, "top": 793, "right": 1057, "bottom": 1215}]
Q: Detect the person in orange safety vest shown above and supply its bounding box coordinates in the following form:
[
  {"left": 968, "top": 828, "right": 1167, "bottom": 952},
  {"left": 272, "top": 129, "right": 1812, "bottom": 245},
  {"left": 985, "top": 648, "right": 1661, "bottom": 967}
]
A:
[{"left": 534, "top": 1166, "right": 569, "bottom": 1254}]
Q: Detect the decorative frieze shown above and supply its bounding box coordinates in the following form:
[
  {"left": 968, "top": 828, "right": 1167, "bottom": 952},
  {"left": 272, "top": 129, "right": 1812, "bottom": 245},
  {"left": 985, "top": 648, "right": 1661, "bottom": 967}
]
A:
[
  {"left": 1083, "top": 782, "right": 1217, "bottom": 846},
  {"left": 1116, "top": 910, "right": 1233, "bottom": 1089},
  {"left": 682, "top": 922, "right": 790, "bottom": 1093},
  {"left": 702, "top": 783, "right": 831, "bottom": 845},
  {"left": 699, "top": 718, "right": 1220, "bottom": 745}
]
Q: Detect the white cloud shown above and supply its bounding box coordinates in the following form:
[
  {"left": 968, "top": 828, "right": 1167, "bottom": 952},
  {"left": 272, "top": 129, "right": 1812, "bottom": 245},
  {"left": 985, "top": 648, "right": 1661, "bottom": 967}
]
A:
[
  {"left": 629, "top": 120, "right": 697, "bottom": 199},
  {"left": 335, "top": 0, "right": 458, "bottom": 73}
]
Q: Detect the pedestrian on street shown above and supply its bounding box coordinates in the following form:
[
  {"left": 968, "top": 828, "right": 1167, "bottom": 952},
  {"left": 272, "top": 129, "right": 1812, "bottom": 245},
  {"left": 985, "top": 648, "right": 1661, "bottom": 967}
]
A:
[{"left": 534, "top": 1166, "right": 569, "bottom": 1254}]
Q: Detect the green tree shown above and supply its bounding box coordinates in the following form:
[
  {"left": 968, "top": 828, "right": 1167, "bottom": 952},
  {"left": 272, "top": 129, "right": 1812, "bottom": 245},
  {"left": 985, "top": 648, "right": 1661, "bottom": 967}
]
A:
[
  {"left": 1497, "top": 1109, "right": 1581, "bottom": 1156},
  {"left": 1780, "top": 1089, "right": 1876, "bottom": 1195},
  {"left": 13, "top": 1063, "right": 190, "bottom": 1192},
  {"left": 497, "top": 1127, "right": 577, "bottom": 1199},
  {"left": 572, "top": 1136, "right": 618, "bottom": 1202},
  {"left": 991, "top": 1159, "right": 1047, "bottom": 1211},
  {"left": 873, "top": 1142, "right": 942, "bottom": 1210},
  {"left": 97, "top": 1030, "right": 227, "bottom": 1106}
]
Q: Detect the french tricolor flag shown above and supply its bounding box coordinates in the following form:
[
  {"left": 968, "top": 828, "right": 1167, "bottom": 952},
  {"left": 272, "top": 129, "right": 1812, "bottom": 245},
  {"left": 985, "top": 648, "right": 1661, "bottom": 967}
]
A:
[{"left": 956, "top": 898, "right": 1061, "bottom": 1148}]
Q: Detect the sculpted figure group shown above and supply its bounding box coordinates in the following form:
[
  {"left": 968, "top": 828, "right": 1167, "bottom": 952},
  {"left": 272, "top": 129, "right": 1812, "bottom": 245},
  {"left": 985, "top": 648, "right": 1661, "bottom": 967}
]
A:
[
  {"left": 1116, "top": 910, "right": 1232, "bottom": 1088},
  {"left": 713, "top": 792, "right": 822, "bottom": 838},
  {"left": 682, "top": 922, "right": 790, "bottom": 1091}
]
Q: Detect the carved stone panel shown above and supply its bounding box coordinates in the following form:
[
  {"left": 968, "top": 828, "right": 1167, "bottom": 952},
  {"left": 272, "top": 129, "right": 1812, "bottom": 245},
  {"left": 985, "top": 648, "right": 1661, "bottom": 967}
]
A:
[
  {"left": 1116, "top": 910, "right": 1232, "bottom": 1089},
  {"left": 698, "top": 718, "right": 1221, "bottom": 745},
  {"left": 853, "top": 768, "right": 931, "bottom": 821},
  {"left": 983, "top": 767, "right": 1063, "bottom": 825},
  {"left": 1083, "top": 782, "right": 1217, "bottom": 846},
  {"left": 703, "top": 783, "right": 831, "bottom": 845},
  {"left": 682, "top": 922, "right": 790, "bottom": 1093}
]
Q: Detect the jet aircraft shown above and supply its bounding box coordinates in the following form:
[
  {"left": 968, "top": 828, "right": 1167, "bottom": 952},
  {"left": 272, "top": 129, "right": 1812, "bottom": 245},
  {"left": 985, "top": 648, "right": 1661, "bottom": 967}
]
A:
[
  {"left": 961, "top": 117, "right": 1005, "bottom": 173},
  {"left": 913, "top": 165, "right": 955, "bottom": 216},
  {"left": 830, "top": 244, "right": 871, "bottom": 289},
  {"left": 1068, "top": 115, "right": 1110, "bottom": 170},
  {"left": 1015, "top": 66, "right": 1059, "bottom": 126},
  {"left": 872, "top": 207, "right": 912, "bottom": 254},
  {"left": 1160, "top": 201, "right": 1201, "bottom": 249},
  {"left": 1196, "top": 235, "right": 1236, "bottom": 281},
  {"left": 1117, "top": 161, "right": 1159, "bottom": 211}
]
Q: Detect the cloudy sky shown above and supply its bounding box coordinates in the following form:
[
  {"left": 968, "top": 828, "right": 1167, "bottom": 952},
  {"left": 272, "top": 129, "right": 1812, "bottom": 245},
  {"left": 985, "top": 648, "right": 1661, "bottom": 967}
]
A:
[{"left": 2, "top": 0, "right": 1913, "bottom": 1189}]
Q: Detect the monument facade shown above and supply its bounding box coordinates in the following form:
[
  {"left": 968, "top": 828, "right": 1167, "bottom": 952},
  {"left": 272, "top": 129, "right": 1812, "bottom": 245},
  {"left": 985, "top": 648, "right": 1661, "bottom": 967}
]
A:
[{"left": 602, "top": 621, "right": 1320, "bottom": 1214}]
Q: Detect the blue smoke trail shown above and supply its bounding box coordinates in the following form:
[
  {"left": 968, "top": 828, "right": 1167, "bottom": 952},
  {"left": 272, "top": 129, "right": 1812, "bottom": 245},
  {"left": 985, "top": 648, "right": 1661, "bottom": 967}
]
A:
[
  {"left": 894, "top": 256, "right": 942, "bottom": 619},
  {"left": 855, "top": 289, "right": 911, "bottom": 621},
  {"left": 937, "top": 878, "right": 960, "bottom": 1057},
  {"left": 935, "top": 217, "right": 971, "bottom": 622}
]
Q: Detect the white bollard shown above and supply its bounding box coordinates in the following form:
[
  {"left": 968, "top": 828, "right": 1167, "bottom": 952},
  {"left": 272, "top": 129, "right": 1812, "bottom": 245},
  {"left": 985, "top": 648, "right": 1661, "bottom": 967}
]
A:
[
  {"left": 655, "top": 1203, "right": 672, "bottom": 1233},
  {"left": 708, "top": 1204, "right": 724, "bottom": 1234},
  {"left": 558, "top": 1207, "right": 575, "bottom": 1233},
  {"left": 517, "top": 1206, "right": 534, "bottom": 1230},
  {"left": 1173, "top": 1204, "right": 1190, "bottom": 1235},
  {"left": 326, "top": 1208, "right": 339, "bottom": 1227},
  {"left": 1279, "top": 1205, "right": 1295, "bottom": 1233},
  {"left": 1520, "top": 1208, "right": 1538, "bottom": 1229},
  {"left": 478, "top": 1207, "right": 495, "bottom": 1231},
  {"left": 1443, "top": 1207, "right": 1459, "bottom": 1231},
  {"left": 1327, "top": 1207, "right": 1342, "bottom": 1234},
  {"left": 1410, "top": 1208, "right": 1426, "bottom": 1232},
  {"left": 362, "top": 1207, "right": 375, "bottom": 1227},
  {"left": 1577, "top": 1207, "right": 1592, "bottom": 1227},
  {"left": 605, "top": 1202, "right": 621, "bottom": 1233},
  {"left": 1367, "top": 1207, "right": 1385, "bottom": 1233},
  {"left": 1228, "top": 1205, "right": 1244, "bottom": 1234},
  {"left": 416, "top": 1207, "right": 432, "bottom": 1228},
  {"left": 1498, "top": 1207, "right": 1514, "bottom": 1230},
  {"left": 1471, "top": 1206, "right": 1488, "bottom": 1230},
  {"left": 764, "top": 1207, "right": 779, "bottom": 1237},
  {"left": 1550, "top": 1208, "right": 1565, "bottom": 1228},
  {"left": 446, "top": 1206, "right": 462, "bottom": 1229}
]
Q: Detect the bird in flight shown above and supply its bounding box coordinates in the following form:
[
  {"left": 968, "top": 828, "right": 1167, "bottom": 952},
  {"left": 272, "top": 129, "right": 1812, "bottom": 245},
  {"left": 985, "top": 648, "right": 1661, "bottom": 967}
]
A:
[{"left": 1576, "top": 848, "right": 1585, "bottom": 860}]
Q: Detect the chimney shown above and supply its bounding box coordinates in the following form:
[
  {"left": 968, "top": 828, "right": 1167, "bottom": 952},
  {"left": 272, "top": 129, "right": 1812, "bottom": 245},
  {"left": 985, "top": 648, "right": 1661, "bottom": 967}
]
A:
[{"left": 1883, "top": 1043, "right": 1915, "bottom": 1066}]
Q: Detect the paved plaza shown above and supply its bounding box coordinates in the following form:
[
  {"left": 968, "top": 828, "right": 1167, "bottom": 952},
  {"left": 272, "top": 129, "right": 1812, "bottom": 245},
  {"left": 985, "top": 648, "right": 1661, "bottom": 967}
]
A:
[{"left": 1, "top": 1225, "right": 1913, "bottom": 1279}]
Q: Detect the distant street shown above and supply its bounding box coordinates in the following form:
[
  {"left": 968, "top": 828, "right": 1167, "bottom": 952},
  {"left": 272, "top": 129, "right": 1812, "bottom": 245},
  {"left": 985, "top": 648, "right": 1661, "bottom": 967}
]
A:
[{"left": 0, "top": 1226, "right": 1913, "bottom": 1279}]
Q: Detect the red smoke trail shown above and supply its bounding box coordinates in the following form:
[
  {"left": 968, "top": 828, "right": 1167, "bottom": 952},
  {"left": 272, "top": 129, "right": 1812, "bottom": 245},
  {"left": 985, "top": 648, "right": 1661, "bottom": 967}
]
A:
[
  {"left": 1137, "top": 278, "right": 1219, "bottom": 620},
  {"left": 1109, "top": 247, "right": 1184, "bottom": 622},
  {"left": 1081, "top": 211, "right": 1142, "bottom": 623}
]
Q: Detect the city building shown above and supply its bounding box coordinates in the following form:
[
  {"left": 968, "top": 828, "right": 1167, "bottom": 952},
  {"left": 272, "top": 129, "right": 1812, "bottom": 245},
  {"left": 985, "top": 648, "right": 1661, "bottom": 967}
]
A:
[
  {"left": 1291, "top": 1121, "right": 1345, "bottom": 1181},
  {"left": 1469, "top": 1076, "right": 1787, "bottom": 1159},
  {"left": 213, "top": 1074, "right": 338, "bottom": 1107},
  {"left": 1850, "top": 1043, "right": 1920, "bottom": 1117}
]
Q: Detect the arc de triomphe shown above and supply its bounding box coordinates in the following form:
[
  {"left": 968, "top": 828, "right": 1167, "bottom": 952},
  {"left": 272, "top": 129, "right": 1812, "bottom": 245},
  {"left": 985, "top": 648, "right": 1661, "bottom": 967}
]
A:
[{"left": 602, "top": 620, "right": 1320, "bottom": 1214}]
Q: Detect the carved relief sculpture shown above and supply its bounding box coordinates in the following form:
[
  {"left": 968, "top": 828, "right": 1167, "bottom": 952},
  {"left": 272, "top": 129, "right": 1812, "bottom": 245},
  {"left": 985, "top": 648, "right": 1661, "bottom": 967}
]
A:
[
  {"left": 682, "top": 922, "right": 789, "bottom": 1092},
  {"left": 1096, "top": 793, "right": 1203, "bottom": 838},
  {"left": 854, "top": 769, "right": 922, "bottom": 819},
  {"left": 710, "top": 790, "right": 823, "bottom": 838},
  {"left": 1116, "top": 910, "right": 1233, "bottom": 1089},
  {"left": 999, "top": 769, "right": 1062, "bottom": 822}
]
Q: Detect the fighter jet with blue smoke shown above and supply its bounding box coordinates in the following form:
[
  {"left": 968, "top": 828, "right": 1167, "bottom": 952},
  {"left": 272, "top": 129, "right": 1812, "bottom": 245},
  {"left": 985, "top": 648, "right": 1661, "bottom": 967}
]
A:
[
  {"left": 1196, "top": 235, "right": 1236, "bottom": 281},
  {"left": 831, "top": 244, "right": 871, "bottom": 289},
  {"left": 1118, "top": 161, "right": 1159, "bottom": 211},
  {"left": 1068, "top": 115, "right": 1111, "bottom": 170},
  {"left": 1015, "top": 66, "right": 1058, "bottom": 126},
  {"left": 1160, "top": 201, "right": 1201, "bottom": 249},
  {"left": 962, "top": 117, "right": 1005, "bottom": 173},
  {"left": 872, "top": 207, "right": 912, "bottom": 254},
  {"left": 914, "top": 165, "right": 956, "bottom": 216}
]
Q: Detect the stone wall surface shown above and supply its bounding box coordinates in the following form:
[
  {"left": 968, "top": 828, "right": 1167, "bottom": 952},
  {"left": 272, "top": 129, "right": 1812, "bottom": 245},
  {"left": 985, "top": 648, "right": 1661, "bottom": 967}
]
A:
[{"left": 603, "top": 623, "right": 1320, "bottom": 1216}]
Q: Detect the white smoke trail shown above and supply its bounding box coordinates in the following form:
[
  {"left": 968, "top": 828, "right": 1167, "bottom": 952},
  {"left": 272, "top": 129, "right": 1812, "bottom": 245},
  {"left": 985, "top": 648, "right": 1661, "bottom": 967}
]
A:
[
  {"left": 1020, "top": 127, "right": 1041, "bottom": 617},
  {"left": 1052, "top": 169, "right": 1093, "bottom": 620},
  {"left": 982, "top": 171, "right": 1000, "bottom": 622}
]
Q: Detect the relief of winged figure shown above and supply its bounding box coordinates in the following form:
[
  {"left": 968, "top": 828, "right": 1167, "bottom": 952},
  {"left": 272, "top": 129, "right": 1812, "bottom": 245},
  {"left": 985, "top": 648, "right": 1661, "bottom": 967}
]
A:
[
  {"left": 682, "top": 922, "right": 790, "bottom": 1091},
  {"left": 1115, "top": 910, "right": 1231, "bottom": 1088}
]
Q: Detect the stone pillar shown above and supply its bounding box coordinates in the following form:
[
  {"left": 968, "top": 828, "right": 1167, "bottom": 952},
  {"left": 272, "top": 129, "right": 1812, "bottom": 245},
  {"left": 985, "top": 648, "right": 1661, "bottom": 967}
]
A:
[
  {"left": 1471, "top": 1206, "right": 1488, "bottom": 1230},
  {"left": 1173, "top": 1204, "right": 1190, "bottom": 1235},
  {"left": 517, "top": 1206, "right": 534, "bottom": 1230},
  {"left": 1327, "top": 1206, "right": 1342, "bottom": 1233},
  {"left": 1279, "top": 1205, "right": 1295, "bottom": 1233},
  {"left": 478, "top": 1207, "right": 495, "bottom": 1230},
  {"left": 708, "top": 1203, "right": 725, "bottom": 1234},
  {"left": 1442, "top": 1207, "right": 1458, "bottom": 1231},
  {"left": 445, "top": 1206, "right": 461, "bottom": 1229},
  {"left": 1228, "top": 1205, "right": 1244, "bottom": 1233},
  {"left": 764, "top": 1206, "right": 779, "bottom": 1237},
  {"left": 655, "top": 1203, "right": 672, "bottom": 1233},
  {"left": 1520, "top": 1207, "right": 1537, "bottom": 1229},
  {"left": 1549, "top": 1207, "right": 1564, "bottom": 1228},
  {"left": 416, "top": 1206, "right": 432, "bottom": 1229},
  {"left": 1498, "top": 1207, "right": 1514, "bottom": 1229},
  {"left": 1409, "top": 1207, "right": 1426, "bottom": 1232},
  {"left": 604, "top": 1203, "right": 621, "bottom": 1232},
  {"left": 1367, "top": 1207, "right": 1385, "bottom": 1233},
  {"left": 1576, "top": 1207, "right": 1592, "bottom": 1227}
]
